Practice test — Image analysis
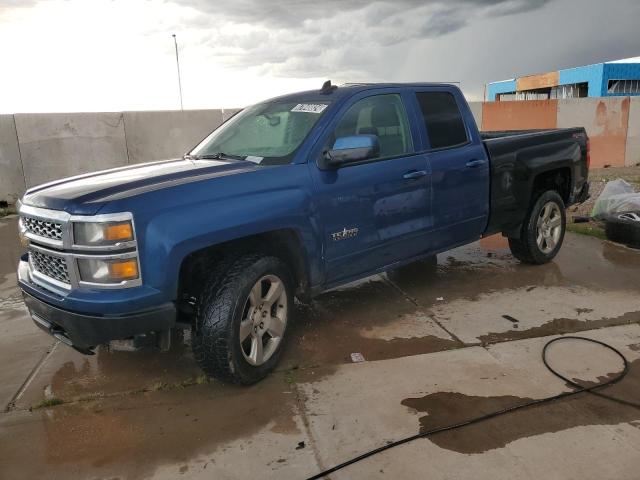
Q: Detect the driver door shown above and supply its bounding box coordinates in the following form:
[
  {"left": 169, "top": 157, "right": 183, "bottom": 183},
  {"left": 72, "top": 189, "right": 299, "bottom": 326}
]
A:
[{"left": 309, "top": 91, "right": 432, "bottom": 285}]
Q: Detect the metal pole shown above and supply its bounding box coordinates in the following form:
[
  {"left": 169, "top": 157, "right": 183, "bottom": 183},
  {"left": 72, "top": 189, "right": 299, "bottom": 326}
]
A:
[{"left": 172, "top": 34, "right": 184, "bottom": 111}]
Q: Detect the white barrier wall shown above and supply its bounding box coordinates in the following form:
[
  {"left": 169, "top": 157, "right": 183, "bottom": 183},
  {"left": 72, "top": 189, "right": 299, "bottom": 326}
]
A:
[
  {"left": 0, "top": 115, "right": 25, "bottom": 203},
  {"left": 123, "top": 109, "right": 224, "bottom": 164},
  {"left": 14, "top": 112, "right": 129, "bottom": 188},
  {"left": 468, "top": 102, "right": 483, "bottom": 129},
  {"left": 0, "top": 108, "right": 237, "bottom": 202}
]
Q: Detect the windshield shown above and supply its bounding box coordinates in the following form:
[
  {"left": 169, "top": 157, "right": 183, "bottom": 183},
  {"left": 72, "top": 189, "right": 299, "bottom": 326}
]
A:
[{"left": 190, "top": 100, "right": 331, "bottom": 165}]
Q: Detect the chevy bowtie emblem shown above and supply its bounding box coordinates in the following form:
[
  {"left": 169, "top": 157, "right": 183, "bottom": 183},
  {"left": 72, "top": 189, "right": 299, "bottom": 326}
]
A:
[{"left": 331, "top": 227, "right": 359, "bottom": 241}]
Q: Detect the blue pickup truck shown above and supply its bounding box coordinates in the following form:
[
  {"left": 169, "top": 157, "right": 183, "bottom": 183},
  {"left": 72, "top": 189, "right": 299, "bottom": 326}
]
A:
[{"left": 17, "top": 82, "right": 590, "bottom": 383}]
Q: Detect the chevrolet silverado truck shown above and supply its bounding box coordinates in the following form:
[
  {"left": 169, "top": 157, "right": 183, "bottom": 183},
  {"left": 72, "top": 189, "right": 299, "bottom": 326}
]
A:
[{"left": 17, "top": 82, "right": 590, "bottom": 384}]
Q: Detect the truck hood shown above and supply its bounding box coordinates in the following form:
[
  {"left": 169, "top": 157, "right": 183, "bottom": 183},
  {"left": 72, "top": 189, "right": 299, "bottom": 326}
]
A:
[{"left": 21, "top": 158, "right": 259, "bottom": 215}]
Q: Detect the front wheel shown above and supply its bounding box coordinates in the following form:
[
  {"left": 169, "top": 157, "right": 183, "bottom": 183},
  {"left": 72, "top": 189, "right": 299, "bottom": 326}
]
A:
[
  {"left": 192, "top": 255, "right": 294, "bottom": 384},
  {"left": 508, "top": 190, "right": 566, "bottom": 264}
]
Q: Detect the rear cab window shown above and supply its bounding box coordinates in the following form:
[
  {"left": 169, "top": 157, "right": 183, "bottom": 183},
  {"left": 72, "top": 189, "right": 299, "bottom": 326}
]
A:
[{"left": 415, "top": 91, "right": 468, "bottom": 149}]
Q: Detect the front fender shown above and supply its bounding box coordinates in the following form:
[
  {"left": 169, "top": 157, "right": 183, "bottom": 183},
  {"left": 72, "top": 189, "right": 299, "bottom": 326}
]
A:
[{"left": 140, "top": 188, "right": 321, "bottom": 299}]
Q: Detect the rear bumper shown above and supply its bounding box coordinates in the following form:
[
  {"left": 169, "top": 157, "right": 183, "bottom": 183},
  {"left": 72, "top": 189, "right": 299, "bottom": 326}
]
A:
[
  {"left": 19, "top": 260, "right": 175, "bottom": 351},
  {"left": 574, "top": 181, "right": 590, "bottom": 204}
]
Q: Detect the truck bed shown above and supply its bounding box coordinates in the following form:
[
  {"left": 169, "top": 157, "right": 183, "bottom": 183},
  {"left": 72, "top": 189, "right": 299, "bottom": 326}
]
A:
[{"left": 480, "top": 127, "right": 589, "bottom": 237}]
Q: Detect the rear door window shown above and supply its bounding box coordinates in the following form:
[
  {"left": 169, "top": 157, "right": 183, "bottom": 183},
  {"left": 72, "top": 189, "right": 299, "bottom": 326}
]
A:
[{"left": 415, "top": 92, "right": 468, "bottom": 149}]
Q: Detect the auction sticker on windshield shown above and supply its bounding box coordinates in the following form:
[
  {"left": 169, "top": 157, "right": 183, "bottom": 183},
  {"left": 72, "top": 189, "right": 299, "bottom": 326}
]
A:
[{"left": 291, "top": 103, "right": 328, "bottom": 113}]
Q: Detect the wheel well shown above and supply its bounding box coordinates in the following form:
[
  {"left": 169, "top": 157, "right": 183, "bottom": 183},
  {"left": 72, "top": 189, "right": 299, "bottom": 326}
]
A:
[
  {"left": 177, "top": 229, "right": 310, "bottom": 309},
  {"left": 532, "top": 168, "right": 571, "bottom": 204}
]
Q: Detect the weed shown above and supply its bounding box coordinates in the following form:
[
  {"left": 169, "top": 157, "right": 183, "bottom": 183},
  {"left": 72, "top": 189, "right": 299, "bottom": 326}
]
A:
[
  {"left": 567, "top": 221, "right": 606, "bottom": 240},
  {"left": 33, "top": 397, "right": 64, "bottom": 409}
]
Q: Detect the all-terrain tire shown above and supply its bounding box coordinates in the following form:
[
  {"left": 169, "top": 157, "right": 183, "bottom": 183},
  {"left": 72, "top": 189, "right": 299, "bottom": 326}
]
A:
[
  {"left": 604, "top": 211, "right": 640, "bottom": 248},
  {"left": 192, "top": 254, "right": 294, "bottom": 384},
  {"left": 508, "top": 190, "right": 566, "bottom": 264}
]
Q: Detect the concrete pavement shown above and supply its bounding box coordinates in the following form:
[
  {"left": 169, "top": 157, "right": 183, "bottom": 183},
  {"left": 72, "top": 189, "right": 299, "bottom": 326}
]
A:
[{"left": 1, "top": 213, "right": 639, "bottom": 479}]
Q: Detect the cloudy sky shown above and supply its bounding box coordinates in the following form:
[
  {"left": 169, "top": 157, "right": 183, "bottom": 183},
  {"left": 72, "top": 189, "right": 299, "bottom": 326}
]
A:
[{"left": 0, "top": 0, "right": 638, "bottom": 113}]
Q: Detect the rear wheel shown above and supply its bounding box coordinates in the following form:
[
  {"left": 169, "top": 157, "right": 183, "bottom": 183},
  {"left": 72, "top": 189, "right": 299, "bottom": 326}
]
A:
[
  {"left": 192, "top": 255, "right": 294, "bottom": 384},
  {"left": 508, "top": 190, "right": 566, "bottom": 264}
]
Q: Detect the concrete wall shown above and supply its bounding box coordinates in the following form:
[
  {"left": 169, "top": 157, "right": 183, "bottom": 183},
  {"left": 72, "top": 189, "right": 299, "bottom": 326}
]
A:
[
  {"left": 557, "top": 97, "right": 630, "bottom": 168},
  {"left": 0, "top": 108, "right": 235, "bottom": 202},
  {"left": 0, "top": 115, "right": 25, "bottom": 204},
  {"left": 123, "top": 110, "right": 223, "bottom": 164},
  {"left": 468, "top": 102, "right": 483, "bottom": 129},
  {"left": 625, "top": 97, "right": 640, "bottom": 167},
  {"left": 14, "top": 112, "right": 129, "bottom": 187}
]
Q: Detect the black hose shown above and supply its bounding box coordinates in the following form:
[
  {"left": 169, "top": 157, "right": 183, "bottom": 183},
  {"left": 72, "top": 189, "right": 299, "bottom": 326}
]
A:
[{"left": 306, "top": 335, "right": 639, "bottom": 480}]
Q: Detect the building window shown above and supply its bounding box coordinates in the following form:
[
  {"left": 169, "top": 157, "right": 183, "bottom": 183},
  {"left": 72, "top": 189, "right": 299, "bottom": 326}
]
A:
[
  {"left": 550, "top": 83, "right": 588, "bottom": 99},
  {"left": 496, "top": 92, "right": 516, "bottom": 101},
  {"left": 608, "top": 80, "right": 640, "bottom": 94}
]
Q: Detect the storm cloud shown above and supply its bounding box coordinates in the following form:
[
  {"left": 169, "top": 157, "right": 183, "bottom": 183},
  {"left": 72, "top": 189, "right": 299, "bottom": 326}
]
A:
[
  {"left": 1, "top": 0, "right": 638, "bottom": 112},
  {"left": 167, "top": 0, "right": 562, "bottom": 80}
]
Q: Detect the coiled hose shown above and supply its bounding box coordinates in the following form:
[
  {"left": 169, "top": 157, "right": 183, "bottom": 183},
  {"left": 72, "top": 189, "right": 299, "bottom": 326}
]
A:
[{"left": 306, "top": 335, "right": 640, "bottom": 479}]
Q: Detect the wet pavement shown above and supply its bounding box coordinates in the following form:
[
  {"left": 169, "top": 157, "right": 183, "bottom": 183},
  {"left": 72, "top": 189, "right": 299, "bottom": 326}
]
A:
[{"left": 1, "top": 213, "right": 639, "bottom": 479}]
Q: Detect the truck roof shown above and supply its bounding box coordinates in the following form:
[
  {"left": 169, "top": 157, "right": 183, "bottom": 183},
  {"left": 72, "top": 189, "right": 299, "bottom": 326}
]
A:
[{"left": 262, "top": 82, "right": 460, "bottom": 104}]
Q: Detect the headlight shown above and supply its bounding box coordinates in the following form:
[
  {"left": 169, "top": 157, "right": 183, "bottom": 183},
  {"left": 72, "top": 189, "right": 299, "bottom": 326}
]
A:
[
  {"left": 77, "top": 257, "right": 140, "bottom": 284},
  {"left": 73, "top": 221, "right": 134, "bottom": 246}
]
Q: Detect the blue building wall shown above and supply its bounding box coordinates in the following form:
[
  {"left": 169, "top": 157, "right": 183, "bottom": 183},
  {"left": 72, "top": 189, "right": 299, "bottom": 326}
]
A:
[
  {"left": 558, "top": 63, "right": 604, "bottom": 97},
  {"left": 602, "top": 63, "right": 640, "bottom": 96},
  {"left": 486, "top": 79, "right": 517, "bottom": 101},
  {"left": 487, "top": 62, "right": 640, "bottom": 100}
]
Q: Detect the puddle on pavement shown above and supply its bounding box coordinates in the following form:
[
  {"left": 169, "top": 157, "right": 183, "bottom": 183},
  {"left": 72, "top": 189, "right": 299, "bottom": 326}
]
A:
[
  {"left": 1, "top": 376, "right": 303, "bottom": 480},
  {"left": 401, "top": 358, "right": 640, "bottom": 454},
  {"left": 388, "top": 233, "right": 640, "bottom": 310},
  {"left": 284, "top": 277, "right": 459, "bottom": 368},
  {"left": 478, "top": 311, "right": 640, "bottom": 345},
  {"left": 428, "top": 283, "right": 640, "bottom": 345}
]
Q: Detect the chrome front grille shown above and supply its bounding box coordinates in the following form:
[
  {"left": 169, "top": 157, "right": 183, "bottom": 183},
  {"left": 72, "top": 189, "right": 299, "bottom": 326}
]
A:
[
  {"left": 21, "top": 216, "right": 63, "bottom": 241},
  {"left": 29, "top": 249, "right": 70, "bottom": 285}
]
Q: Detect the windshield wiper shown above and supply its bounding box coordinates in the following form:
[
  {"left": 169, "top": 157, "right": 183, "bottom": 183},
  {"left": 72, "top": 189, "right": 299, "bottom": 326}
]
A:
[{"left": 185, "top": 152, "right": 247, "bottom": 161}]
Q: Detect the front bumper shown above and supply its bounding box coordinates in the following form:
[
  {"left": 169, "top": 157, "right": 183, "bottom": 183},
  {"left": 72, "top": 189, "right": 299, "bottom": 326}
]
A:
[{"left": 19, "top": 260, "right": 175, "bottom": 351}]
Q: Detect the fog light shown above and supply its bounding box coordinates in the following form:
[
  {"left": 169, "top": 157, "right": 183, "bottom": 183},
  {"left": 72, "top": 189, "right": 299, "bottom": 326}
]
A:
[{"left": 109, "top": 259, "right": 138, "bottom": 280}]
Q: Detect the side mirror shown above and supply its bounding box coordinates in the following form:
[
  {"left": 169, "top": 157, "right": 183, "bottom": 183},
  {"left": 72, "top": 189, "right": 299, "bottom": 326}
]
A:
[{"left": 321, "top": 135, "right": 380, "bottom": 169}]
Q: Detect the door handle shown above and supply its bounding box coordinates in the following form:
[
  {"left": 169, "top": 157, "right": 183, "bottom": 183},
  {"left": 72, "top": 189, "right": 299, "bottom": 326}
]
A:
[
  {"left": 465, "top": 159, "right": 486, "bottom": 168},
  {"left": 403, "top": 170, "right": 427, "bottom": 180}
]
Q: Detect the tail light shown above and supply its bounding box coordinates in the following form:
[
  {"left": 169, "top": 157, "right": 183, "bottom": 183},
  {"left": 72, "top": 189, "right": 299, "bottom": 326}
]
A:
[{"left": 573, "top": 132, "right": 590, "bottom": 170}]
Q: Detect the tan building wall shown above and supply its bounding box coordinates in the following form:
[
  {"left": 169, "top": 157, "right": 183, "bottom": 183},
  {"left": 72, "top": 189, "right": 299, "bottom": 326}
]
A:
[
  {"left": 516, "top": 71, "right": 560, "bottom": 91},
  {"left": 482, "top": 100, "right": 558, "bottom": 131}
]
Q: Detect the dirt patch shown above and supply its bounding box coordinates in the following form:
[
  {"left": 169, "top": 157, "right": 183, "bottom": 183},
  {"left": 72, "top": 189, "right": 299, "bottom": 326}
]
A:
[
  {"left": 401, "top": 359, "right": 640, "bottom": 454},
  {"left": 0, "top": 377, "right": 302, "bottom": 479}
]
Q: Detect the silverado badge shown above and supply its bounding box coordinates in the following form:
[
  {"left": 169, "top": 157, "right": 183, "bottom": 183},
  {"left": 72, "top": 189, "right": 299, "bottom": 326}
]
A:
[{"left": 331, "top": 227, "right": 359, "bottom": 241}]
